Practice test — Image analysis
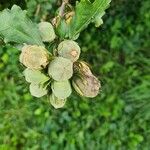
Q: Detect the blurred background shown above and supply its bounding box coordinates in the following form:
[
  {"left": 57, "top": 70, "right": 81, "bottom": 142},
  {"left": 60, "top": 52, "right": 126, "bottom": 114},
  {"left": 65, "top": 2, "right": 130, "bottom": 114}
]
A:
[{"left": 0, "top": 0, "right": 150, "bottom": 149}]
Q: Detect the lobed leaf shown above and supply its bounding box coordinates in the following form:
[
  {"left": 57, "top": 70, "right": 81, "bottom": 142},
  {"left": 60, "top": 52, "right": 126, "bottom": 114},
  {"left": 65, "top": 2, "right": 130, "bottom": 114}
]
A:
[
  {"left": 68, "top": 0, "right": 111, "bottom": 38},
  {"left": 0, "top": 5, "right": 43, "bottom": 45}
]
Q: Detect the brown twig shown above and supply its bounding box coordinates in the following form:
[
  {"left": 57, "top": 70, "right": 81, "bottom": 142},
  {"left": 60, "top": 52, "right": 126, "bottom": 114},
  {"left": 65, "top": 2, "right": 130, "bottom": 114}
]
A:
[{"left": 59, "top": 0, "right": 69, "bottom": 17}]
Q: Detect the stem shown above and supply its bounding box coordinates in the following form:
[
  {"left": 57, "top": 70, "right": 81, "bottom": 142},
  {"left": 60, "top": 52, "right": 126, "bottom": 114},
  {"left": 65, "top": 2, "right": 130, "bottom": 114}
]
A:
[
  {"left": 35, "top": 4, "right": 41, "bottom": 16},
  {"left": 59, "top": 0, "right": 69, "bottom": 17}
]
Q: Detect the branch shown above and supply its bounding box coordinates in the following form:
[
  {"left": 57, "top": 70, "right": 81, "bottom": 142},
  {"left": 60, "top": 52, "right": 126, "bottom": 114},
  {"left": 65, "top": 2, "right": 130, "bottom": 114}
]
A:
[{"left": 59, "top": 0, "right": 69, "bottom": 17}]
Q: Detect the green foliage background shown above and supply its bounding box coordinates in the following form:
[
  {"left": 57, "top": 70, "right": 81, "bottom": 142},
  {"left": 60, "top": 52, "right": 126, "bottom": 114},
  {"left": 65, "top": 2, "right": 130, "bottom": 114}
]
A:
[{"left": 0, "top": 0, "right": 150, "bottom": 149}]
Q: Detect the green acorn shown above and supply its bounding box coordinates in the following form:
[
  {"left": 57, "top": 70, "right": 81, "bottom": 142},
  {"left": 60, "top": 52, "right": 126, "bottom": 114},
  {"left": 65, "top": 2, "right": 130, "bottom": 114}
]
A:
[
  {"left": 38, "top": 22, "right": 56, "bottom": 42},
  {"left": 29, "top": 83, "right": 47, "bottom": 98},
  {"left": 49, "top": 94, "right": 66, "bottom": 109},
  {"left": 23, "top": 68, "right": 49, "bottom": 84},
  {"left": 48, "top": 57, "right": 73, "bottom": 81},
  {"left": 58, "top": 40, "right": 81, "bottom": 62},
  {"left": 20, "top": 45, "right": 49, "bottom": 70},
  {"left": 51, "top": 80, "right": 72, "bottom": 99}
]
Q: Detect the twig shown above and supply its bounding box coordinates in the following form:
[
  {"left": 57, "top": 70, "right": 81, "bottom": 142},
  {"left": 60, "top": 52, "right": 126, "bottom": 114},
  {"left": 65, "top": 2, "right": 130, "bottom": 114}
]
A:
[
  {"left": 35, "top": 4, "right": 41, "bottom": 16},
  {"left": 59, "top": 0, "right": 69, "bottom": 17}
]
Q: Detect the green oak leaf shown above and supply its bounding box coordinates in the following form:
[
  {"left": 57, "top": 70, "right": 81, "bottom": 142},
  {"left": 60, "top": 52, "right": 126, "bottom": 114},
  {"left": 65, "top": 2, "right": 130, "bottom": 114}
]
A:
[
  {"left": 49, "top": 94, "right": 66, "bottom": 109},
  {"left": 0, "top": 5, "right": 43, "bottom": 45},
  {"left": 69, "top": 0, "right": 111, "bottom": 38},
  {"left": 51, "top": 80, "right": 72, "bottom": 99},
  {"left": 57, "top": 0, "right": 111, "bottom": 39},
  {"left": 29, "top": 83, "right": 47, "bottom": 98},
  {"left": 23, "top": 68, "right": 49, "bottom": 84}
]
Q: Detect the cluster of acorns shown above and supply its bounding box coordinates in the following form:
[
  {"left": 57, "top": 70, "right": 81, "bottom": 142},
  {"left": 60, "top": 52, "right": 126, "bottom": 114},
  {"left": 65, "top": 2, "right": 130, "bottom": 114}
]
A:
[{"left": 19, "top": 22, "right": 101, "bottom": 109}]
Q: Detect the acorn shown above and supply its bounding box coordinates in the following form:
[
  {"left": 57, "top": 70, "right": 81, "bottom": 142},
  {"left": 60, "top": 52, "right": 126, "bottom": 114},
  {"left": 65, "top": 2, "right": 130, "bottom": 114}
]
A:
[
  {"left": 48, "top": 57, "right": 73, "bottom": 81},
  {"left": 20, "top": 45, "right": 49, "bottom": 70},
  {"left": 73, "top": 61, "right": 93, "bottom": 76},
  {"left": 72, "top": 61, "right": 101, "bottom": 98},
  {"left": 58, "top": 40, "right": 81, "bottom": 62},
  {"left": 51, "top": 80, "right": 72, "bottom": 99},
  {"left": 38, "top": 22, "right": 56, "bottom": 42},
  {"left": 72, "top": 74, "right": 101, "bottom": 98},
  {"left": 29, "top": 83, "right": 47, "bottom": 98},
  {"left": 49, "top": 94, "right": 66, "bottom": 109},
  {"left": 23, "top": 68, "right": 49, "bottom": 84}
]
